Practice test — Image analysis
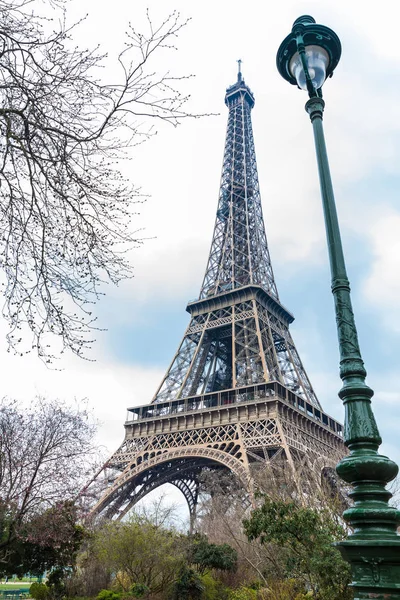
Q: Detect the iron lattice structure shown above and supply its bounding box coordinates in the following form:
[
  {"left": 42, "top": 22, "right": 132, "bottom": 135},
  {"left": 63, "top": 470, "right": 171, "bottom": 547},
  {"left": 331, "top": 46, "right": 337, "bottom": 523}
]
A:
[
  {"left": 152, "top": 74, "right": 318, "bottom": 407},
  {"left": 84, "top": 71, "right": 345, "bottom": 523}
]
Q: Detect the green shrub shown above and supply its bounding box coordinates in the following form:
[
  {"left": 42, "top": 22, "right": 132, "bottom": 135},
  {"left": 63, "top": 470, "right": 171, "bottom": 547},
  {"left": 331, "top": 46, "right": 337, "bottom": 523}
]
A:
[
  {"left": 189, "top": 536, "right": 237, "bottom": 574},
  {"left": 228, "top": 587, "right": 257, "bottom": 600},
  {"left": 200, "top": 573, "right": 229, "bottom": 600},
  {"left": 244, "top": 498, "right": 352, "bottom": 600},
  {"left": 29, "top": 583, "right": 50, "bottom": 600},
  {"left": 97, "top": 590, "right": 121, "bottom": 600},
  {"left": 130, "top": 583, "right": 149, "bottom": 598},
  {"left": 259, "top": 579, "right": 310, "bottom": 600},
  {"left": 170, "top": 567, "right": 204, "bottom": 599}
]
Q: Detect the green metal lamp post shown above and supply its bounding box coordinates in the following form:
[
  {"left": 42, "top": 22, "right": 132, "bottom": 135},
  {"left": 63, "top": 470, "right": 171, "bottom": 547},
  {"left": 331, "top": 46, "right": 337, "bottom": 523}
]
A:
[{"left": 277, "top": 15, "right": 400, "bottom": 599}]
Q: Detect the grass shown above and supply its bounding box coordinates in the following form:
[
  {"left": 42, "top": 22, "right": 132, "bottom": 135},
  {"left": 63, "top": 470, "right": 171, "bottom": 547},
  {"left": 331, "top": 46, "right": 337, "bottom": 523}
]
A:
[{"left": 0, "top": 585, "right": 31, "bottom": 590}]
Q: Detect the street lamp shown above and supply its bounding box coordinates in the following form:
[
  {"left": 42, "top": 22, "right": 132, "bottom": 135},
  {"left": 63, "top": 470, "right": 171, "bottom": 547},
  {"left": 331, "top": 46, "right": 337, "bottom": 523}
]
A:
[{"left": 277, "top": 15, "right": 400, "bottom": 600}]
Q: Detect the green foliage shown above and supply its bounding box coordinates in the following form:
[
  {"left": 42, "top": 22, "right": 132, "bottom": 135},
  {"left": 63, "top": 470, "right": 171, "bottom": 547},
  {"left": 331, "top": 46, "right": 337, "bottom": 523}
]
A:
[
  {"left": 29, "top": 568, "right": 69, "bottom": 600},
  {"left": 93, "top": 516, "right": 184, "bottom": 595},
  {"left": 243, "top": 497, "right": 352, "bottom": 600},
  {"left": 76, "top": 523, "right": 238, "bottom": 600},
  {"left": 3, "top": 503, "right": 85, "bottom": 578},
  {"left": 228, "top": 587, "right": 257, "bottom": 600},
  {"left": 46, "top": 568, "right": 68, "bottom": 600},
  {"left": 260, "top": 579, "right": 311, "bottom": 600},
  {"left": 97, "top": 590, "right": 121, "bottom": 600},
  {"left": 29, "top": 583, "right": 50, "bottom": 600},
  {"left": 200, "top": 573, "right": 229, "bottom": 600},
  {"left": 170, "top": 567, "right": 205, "bottom": 600},
  {"left": 130, "top": 583, "right": 150, "bottom": 598},
  {"left": 189, "top": 534, "right": 237, "bottom": 574}
]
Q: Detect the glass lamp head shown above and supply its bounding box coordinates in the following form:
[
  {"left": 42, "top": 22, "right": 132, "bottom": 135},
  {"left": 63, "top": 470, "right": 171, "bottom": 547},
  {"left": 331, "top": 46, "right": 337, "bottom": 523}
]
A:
[
  {"left": 276, "top": 16, "right": 341, "bottom": 92},
  {"left": 289, "top": 45, "right": 329, "bottom": 90}
]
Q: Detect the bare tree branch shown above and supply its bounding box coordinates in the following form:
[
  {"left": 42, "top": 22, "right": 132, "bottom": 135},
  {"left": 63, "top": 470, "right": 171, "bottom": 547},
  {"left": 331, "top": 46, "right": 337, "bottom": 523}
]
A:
[{"left": 0, "top": 1, "right": 205, "bottom": 361}]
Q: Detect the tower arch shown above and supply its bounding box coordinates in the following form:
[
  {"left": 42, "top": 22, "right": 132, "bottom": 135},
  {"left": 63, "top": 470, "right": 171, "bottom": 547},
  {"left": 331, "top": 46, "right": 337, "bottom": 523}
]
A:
[{"left": 89, "top": 446, "right": 251, "bottom": 522}]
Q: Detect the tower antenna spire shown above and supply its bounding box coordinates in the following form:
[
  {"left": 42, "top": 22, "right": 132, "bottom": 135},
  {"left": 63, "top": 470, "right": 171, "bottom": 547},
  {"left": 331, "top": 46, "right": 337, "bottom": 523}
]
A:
[{"left": 237, "top": 58, "right": 242, "bottom": 81}]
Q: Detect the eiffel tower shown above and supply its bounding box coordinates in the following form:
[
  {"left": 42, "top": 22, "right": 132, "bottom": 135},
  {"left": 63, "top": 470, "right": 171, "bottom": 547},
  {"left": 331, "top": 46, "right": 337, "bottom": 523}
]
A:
[{"left": 85, "top": 66, "right": 344, "bottom": 523}]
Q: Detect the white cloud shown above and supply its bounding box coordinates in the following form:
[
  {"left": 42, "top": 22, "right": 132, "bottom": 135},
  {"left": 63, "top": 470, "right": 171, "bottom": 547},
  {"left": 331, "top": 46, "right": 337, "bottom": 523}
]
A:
[
  {"left": 362, "top": 209, "right": 400, "bottom": 331},
  {"left": 0, "top": 322, "right": 163, "bottom": 454}
]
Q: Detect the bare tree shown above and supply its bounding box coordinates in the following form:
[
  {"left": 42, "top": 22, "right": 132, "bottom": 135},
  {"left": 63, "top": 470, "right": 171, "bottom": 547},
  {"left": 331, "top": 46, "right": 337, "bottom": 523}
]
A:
[
  {"left": 0, "top": 0, "right": 200, "bottom": 360},
  {"left": 133, "top": 491, "right": 183, "bottom": 530},
  {"left": 0, "top": 396, "right": 97, "bottom": 561}
]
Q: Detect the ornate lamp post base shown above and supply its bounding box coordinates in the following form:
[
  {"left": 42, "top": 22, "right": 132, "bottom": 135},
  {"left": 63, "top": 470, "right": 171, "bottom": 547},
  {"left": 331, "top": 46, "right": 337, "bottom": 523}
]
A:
[{"left": 338, "top": 542, "right": 400, "bottom": 599}]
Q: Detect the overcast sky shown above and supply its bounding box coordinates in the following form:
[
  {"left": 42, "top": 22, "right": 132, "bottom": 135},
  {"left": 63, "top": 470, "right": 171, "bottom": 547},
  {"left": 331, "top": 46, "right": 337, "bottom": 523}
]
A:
[{"left": 3, "top": 0, "right": 400, "bottom": 516}]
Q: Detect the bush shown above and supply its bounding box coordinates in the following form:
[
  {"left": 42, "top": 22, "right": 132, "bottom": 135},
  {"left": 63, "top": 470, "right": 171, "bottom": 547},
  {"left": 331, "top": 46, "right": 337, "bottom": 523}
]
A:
[
  {"left": 201, "top": 573, "right": 229, "bottom": 600},
  {"left": 97, "top": 590, "right": 122, "bottom": 600},
  {"left": 93, "top": 517, "right": 184, "bottom": 596},
  {"left": 228, "top": 587, "right": 257, "bottom": 600},
  {"left": 244, "top": 498, "right": 352, "bottom": 600},
  {"left": 170, "top": 567, "right": 204, "bottom": 599},
  {"left": 29, "top": 583, "right": 50, "bottom": 600},
  {"left": 189, "top": 536, "right": 237, "bottom": 574},
  {"left": 258, "top": 579, "right": 311, "bottom": 600},
  {"left": 130, "top": 584, "right": 149, "bottom": 598}
]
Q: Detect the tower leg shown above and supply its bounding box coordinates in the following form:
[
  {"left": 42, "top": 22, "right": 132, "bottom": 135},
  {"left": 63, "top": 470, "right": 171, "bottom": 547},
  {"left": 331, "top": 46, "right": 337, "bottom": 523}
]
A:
[
  {"left": 189, "top": 499, "right": 197, "bottom": 535},
  {"left": 171, "top": 478, "right": 200, "bottom": 534}
]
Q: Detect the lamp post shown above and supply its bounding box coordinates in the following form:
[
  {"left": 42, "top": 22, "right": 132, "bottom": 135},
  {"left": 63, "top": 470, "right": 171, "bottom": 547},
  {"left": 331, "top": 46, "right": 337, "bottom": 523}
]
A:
[{"left": 277, "top": 15, "right": 400, "bottom": 599}]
